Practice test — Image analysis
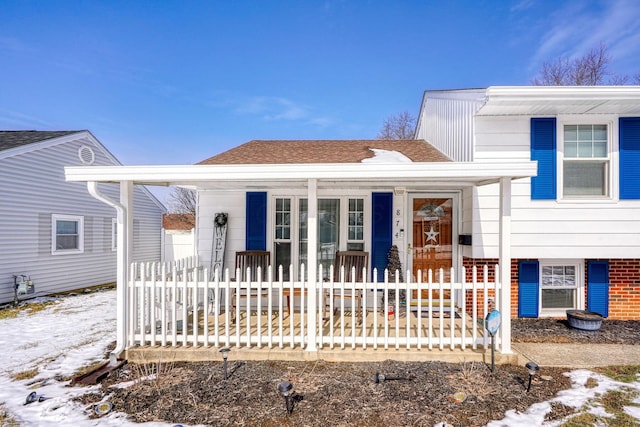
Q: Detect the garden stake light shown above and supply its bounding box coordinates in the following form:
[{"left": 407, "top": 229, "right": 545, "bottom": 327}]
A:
[
  {"left": 278, "top": 381, "right": 294, "bottom": 415},
  {"left": 374, "top": 373, "right": 409, "bottom": 383},
  {"left": 525, "top": 362, "right": 539, "bottom": 392},
  {"left": 220, "top": 347, "right": 230, "bottom": 380}
]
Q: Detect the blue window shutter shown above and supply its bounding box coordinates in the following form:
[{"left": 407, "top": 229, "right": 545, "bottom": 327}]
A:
[
  {"left": 620, "top": 117, "right": 640, "bottom": 199},
  {"left": 372, "top": 192, "right": 392, "bottom": 282},
  {"left": 530, "top": 118, "right": 557, "bottom": 200},
  {"left": 245, "top": 192, "right": 267, "bottom": 250},
  {"left": 518, "top": 261, "right": 539, "bottom": 318},
  {"left": 587, "top": 261, "right": 609, "bottom": 317}
]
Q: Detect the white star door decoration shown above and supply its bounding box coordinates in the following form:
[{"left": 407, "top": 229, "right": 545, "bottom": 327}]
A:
[{"left": 424, "top": 225, "right": 439, "bottom": 245}]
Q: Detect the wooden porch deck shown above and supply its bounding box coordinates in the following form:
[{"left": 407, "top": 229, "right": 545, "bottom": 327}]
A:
[{"left": 125, "top": 307, "right": 518, "bottom": 365}]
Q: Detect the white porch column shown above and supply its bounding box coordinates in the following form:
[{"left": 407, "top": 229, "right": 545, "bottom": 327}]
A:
[
  {"left": 499, "top": 177, "right": 512, "bottom": 353},
  {"left": 306, "top": 179, "right": 318, "bottom": 351}
]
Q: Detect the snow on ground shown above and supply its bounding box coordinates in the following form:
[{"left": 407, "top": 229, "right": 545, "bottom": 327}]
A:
[
  {"left": 0, "top": 289, "right": 187, "bottom": 426},
  {"left": 1, "top": 289, "right": 639, "bottom": 426}
]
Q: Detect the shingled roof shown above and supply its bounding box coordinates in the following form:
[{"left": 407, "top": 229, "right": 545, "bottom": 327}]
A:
[
  {"left": 162, "top": 213, "right": 195, "bottom": 230},
  {"left": 197, "top": 139, "right": 451, "bottom": 165},
  {"left": 0, "top": 131, "right": 81, "bottom": 152}
]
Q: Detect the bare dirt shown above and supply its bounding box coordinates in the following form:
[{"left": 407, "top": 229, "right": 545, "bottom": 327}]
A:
[{"left": 75, "top": 318, "right": 640, "bottom": 427}]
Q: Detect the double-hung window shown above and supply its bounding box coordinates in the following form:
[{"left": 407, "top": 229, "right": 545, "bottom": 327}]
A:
[
  {"left": 274, "top": 198, "right": 292, "bottom": 280},
  {"left": 347, "top": 198, "right": 364, "bottom": 251},
  {"left": 540, "top": 261, "right": 583, "bottom": 316},
  {"left": 562, "top": 124, "right": 610, "bottom": 197},
  {"left": 52, "top": 214, "right": 84, "bottom": 254}
]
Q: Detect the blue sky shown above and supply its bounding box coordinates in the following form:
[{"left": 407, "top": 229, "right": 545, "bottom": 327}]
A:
[{"left": 2, "top": 0, "right": 640, "bottom": 170}]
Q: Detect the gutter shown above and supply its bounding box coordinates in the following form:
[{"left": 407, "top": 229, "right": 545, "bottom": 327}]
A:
[{"left": 87, "top": 181, "right": 127, "bottom": 365}]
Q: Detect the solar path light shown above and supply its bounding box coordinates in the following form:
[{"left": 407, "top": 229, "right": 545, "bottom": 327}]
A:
[
  {"left": 278, "top": 381, "right": 295, "bottom": 415},
  {"left": 220, "top": 347, "right": 230, "bottom": 380},
  {"left": 374, "top": 372, "right": 409, "bottom": 383},
  {"left": 525, "top": 361, "right": 539, "bottom": 392}
]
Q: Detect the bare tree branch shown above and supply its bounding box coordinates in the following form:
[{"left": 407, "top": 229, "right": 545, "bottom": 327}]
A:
[
  {"left": 377, "top": 110, "right": 417, "bottom": 139},
  {"left": 531, "top": 56, "right": 572, "bottom": 85},
  {"left": 532, "top": 42, "right": 615, "bottom": 86},
  {"left": 608, "top": 74, "right": 629, "bottom": 85},
  {"left": 167, "top": 187, "right": 196, "bottom": 215}
]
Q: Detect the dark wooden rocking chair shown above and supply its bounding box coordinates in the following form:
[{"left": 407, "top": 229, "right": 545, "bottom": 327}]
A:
[
  {"left": 231, "top": 250, "right": 271, "bottom": 317},
  {"left": 330, "top": 251, "right": 369, "bottom": 319}
]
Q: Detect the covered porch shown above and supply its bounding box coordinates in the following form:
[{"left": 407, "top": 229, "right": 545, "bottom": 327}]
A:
[{"left": 64, "top": 159, "right": 537, "bottom": 362}]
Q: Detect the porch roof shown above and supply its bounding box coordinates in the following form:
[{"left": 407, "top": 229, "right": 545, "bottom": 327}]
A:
[{"left": 65, "top": 159, "right": 537, "bottom": 189}]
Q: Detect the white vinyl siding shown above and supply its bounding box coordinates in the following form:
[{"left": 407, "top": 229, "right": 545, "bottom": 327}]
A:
[
  {"left": 415, "top": 89, "right": 485, "bottom": 162},
  {"left": 467, "top": 115, "right": 640, "bottom": 260},
  {"left": 0, "top": 133, "right": 163, "bottom": 304}
]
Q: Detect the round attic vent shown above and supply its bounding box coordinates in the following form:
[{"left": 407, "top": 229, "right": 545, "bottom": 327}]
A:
[{"left": 78, "top": 146, "right": 95, "bottom": 165}]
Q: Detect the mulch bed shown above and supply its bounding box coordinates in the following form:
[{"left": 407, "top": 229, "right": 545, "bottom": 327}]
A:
[{"left": 73, "top": 318, "right": 640, "bottom": 426}]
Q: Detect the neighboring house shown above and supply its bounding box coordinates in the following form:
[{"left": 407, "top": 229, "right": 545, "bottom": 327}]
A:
[
  {"left": 161, "top": 213, "right": 195, "bottom": 262},
  {"left": 415, "top": 87, "right": 640, "bottom": 320},
  {"left": 0, "top": 130, "right": 165, "bottom": 305}
]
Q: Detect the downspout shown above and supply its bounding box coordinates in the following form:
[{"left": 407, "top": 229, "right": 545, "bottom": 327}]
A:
[{"left": 87, "top": 181, "right": 128, "bottom": 364}]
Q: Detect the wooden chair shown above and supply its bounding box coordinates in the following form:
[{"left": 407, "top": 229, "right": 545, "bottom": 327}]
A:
[
  {"left": 231, "top": 250, "right": 271, "bottom": 316},
  {"left": 235, "top": 250, "right": 270, "bottom": 282},
  {"left": 331, "top": 251, "right": 369, "bottom": 318}
]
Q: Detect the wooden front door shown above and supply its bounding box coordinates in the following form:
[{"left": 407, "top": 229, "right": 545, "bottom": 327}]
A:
[{"left": 411, "top": 197, "right": 453, "bottom": 300}]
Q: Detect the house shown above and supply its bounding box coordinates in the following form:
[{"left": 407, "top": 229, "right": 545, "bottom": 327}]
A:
[
  {"left": 0, "top": 130, "right": 165, "bottom": 305},
  {"left": 415, "top": 87, "right": 640, "bottom": 320},
  {"left": 63, "top": 86, "right": 640, "bottom": 362},
  {"left": 161, "top": 213, "right": 196, "bottom": 262}
]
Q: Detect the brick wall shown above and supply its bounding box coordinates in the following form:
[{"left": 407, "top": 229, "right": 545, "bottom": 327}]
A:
[
  {"left": 463, "top": 257, "right": 640, "bottom": 320},
  {"left": 604, "top": 259, "right": 640, "bottom": 320}
]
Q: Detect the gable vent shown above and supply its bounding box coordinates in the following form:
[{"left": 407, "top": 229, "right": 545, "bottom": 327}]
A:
[{"left": 78, "top": 146, "right": 95, "bottom": 165}]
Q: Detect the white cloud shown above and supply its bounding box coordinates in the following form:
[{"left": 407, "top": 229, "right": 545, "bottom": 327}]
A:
[
  {"left": 234, "top": 95, "right": 334, "bottom": 126},
  {"left": 235, "top": 96, "right": 307, "bottom": 120},
  {"left": 0, "top": 110, "right": 54, "bottom": 129},
  {"left": 527, "top": 0, "right": 640, "bottom": 75}
]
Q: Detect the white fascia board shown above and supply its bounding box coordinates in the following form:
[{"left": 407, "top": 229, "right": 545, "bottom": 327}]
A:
[
  {"left": 65, "top": 160, "right": 537, "bottom": 186},
  {"left": 478, "top": 86, "right": 640, "bottom": 116},
  {"left": 486, "top": 85, "right": 640, "bottom": 101}
]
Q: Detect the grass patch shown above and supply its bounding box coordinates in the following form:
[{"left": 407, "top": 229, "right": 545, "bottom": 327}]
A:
[
  {"left": 584, "top": 376, "right": 599, "bottom": 388},
  {"left": 560, "top": 387, "right": 640, "bottom": 427},
  {"left": 0, "top": 300, "right": 59, "bottom": 320},
  {"left": 11, "top": 367, "right": 39, "bottom": 381},
  {"left": 595, "top": 365, "right": 640, "bottom": 383},
  {"left": 0, "top": 403, "right": 19, "bottom": 427}
]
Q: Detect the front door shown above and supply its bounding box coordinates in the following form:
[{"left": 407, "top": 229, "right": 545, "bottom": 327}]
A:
[{"left": 410, "top": 197, "right": 454, "bottom": 301}]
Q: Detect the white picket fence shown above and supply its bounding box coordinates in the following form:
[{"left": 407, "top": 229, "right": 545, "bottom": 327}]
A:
[{"left": 127, "top": 262, "right": 503, "bottom": 353}]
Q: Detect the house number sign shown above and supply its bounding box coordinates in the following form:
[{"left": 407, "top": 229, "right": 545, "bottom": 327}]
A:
[{"left": 394, "top": 208, "right": 404, "bottom": 239}]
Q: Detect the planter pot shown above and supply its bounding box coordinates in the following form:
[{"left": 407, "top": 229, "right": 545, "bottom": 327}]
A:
[{"left": 566, "top": 310, "right": 603, "bottom": 331}]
